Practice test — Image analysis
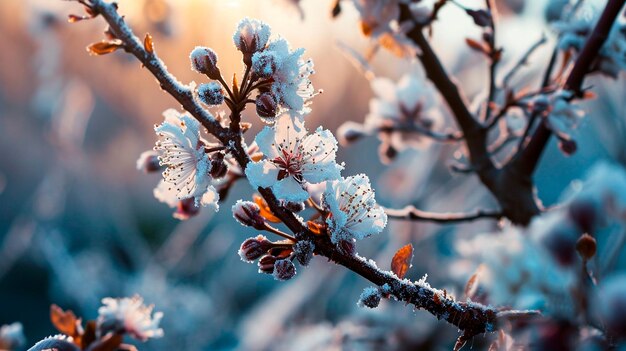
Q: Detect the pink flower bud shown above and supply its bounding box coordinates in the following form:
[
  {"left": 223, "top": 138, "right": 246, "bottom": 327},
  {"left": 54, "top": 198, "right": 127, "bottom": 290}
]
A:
[
  {"left": 190, "top": 46, "right": 220, "bottom": 79},
  {"left": 258, "top": 254, "right": 276, "bottom": 274},
  {"left": 255, "top": 93, "right": 278, "bottom": 120},
  {"left": 272, "top": 259, "right": 296, "bottom": 281},
  {"left": 558, "top": 138, "right": 577, "bottom": 156},
  {"left": 251, "top": 51, "right": 278, "bottom": 78},
  {"left": 232, "top": 200, "right": 266, "bottom": 229},
  {"left": 136, "top": 150, "right": 161, "bottom": 173},
  {"left": 238, "top": 235, "right": 272, "bottom": 262},
  {"left": 233, "top": 18, "right": 271, "bottom": 65}
]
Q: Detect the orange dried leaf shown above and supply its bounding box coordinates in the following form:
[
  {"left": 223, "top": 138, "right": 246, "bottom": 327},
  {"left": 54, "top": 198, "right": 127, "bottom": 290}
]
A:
[
  {"left": 465, "top": 38, "right": 487, "bottom": 53},
  {"left": 391, "top": 243, "right": 413, "bottom": 279},
  {"left": 50, "top": 304, "right": 81, "bottom": 338},
  {"left": 360, "top": 21, "right": 373, "bottom": 37},
  {"left": 253, "top": 194, "right": 281, "bottom": 223},
  {"left": 307, "top": 221, "right": 326, "bottom": 235},
  {"left": 144, "top": 33, "right": 154, "bottom": 54},
  {"left": 87, "top": 40, "right": 124, "bottom": 56}
]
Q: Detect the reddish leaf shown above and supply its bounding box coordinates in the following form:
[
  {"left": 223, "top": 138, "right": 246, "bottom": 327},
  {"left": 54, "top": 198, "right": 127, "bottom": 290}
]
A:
[
  {"left": 307, "top": 220, "right": 326, "bottom": 235},
  {"left": 86, "top": 40, "right": 124, "bottom": 56},
  {"left": 144, "top": 33, "right": 154, "bottom": 54},
  {"left": 391, "top": 243, "right": 414, "bottom": 279},
  {"left": 253, "top": 194, "right": 281, "bottom": 223},
  {"left": 50, "top": 305, "right": 82, "bottom": 342},
  {"left": 465, "top": 38, "right": 488, "bottom": 54}
]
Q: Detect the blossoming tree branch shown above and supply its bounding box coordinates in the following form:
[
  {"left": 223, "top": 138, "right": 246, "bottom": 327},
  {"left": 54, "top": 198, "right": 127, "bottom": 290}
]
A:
[{"left": 26, "top": 0, "right": 623, "bottom": 349}]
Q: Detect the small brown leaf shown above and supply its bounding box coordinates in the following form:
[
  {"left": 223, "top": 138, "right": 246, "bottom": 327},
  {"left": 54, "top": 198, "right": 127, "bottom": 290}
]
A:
[
  {"left": 307, "top": 220, "right": 326, "bottom": 235},
  {"left": 464, "top": 264, "right": 484, "bottom": 300},
  {"left": 50, "top": 305, "right": 82, "bottom": 342},
  {"left": 232, "top": 73, "right": 239, "bottom": 98},
  {"left": 144, "top": 33, "right": 154, "bottom": 54},
  {"left": 465, "top": 38, "right": 488, "bottom": 54},
  {"left": 391, "top": 243, "right": 414, "bottom": 279},
  {"left": 253, "top": 194, "right": 281, "bottom": 223},
  {"left": 86, "top": 40, "right": 124, "bottom": 56}
]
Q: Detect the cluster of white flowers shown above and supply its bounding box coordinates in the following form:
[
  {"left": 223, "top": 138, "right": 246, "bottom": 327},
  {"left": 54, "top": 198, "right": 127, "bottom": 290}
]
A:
[
  {"left": 453, "top": 215, "right": 577, "bottom": 318},
  {"left": 230, "top": 18, "right": 317, "bottom": 115},
  {"left": 245, "top": 113, "right": 343, "bottom": 202},
  {"left": 97, "top": 295, "right": 164, "bottom": 341},
  {"left": 153, "top": 109, "right": 219, "bottom": 211}
]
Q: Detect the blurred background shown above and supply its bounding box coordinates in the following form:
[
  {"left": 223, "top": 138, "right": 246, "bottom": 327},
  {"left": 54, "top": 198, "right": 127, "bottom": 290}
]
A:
[{"left": 1, "top": 0, "right": 626, "bottom": 350}]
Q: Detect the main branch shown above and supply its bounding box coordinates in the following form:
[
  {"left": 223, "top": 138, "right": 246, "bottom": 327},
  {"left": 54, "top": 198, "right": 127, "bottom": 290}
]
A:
[{"left": 74, "top": 0, "right": 508, "bottom": 340}]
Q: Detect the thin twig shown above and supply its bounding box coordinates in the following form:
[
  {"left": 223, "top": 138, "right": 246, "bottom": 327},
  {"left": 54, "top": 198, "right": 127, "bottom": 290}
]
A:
[
  {"left": 385, "top": 206, "right": 503, "bottom": 223},
  {"left": 502, "top": 34, "right": 547, "bottom": 88}
]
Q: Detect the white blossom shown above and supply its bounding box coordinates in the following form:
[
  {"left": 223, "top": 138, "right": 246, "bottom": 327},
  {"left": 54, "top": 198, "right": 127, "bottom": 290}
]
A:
[
  {"left": 352, "top": 0, "right": 401, "bottom": 38},
  {"left": 542, "top": 90, "right": 585, "bottom": 138},
  {"left": 154, "top": 109, "right": 219, "bottom": 210},
  {"left": 246, "top": 114, "right": 343, "bottom": 202},
  {"left": 97, "top": 295, "right": 164, "bottom": 342},
  {"left": 365, "top": 73, "right": 442, "bottom": 149},
  {"left": 322, "top": 174, "right": 387, "bottom": 243},
  {"left": 233, "top": 18, "right": 271, "bottom": 54},
  {"left": 252, "top": 38, "right": 316, "bottom": 113}
]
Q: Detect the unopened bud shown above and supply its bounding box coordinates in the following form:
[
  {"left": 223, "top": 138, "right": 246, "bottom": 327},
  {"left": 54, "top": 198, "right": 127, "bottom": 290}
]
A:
[
  {"left": 256, "top": 93, "right": 278, "bottom": 121},
  {"left": 357, "top": 286, "right": 381, "bottom": 308},
  {"left": 233, "top": 18, "right": 271, "bottom": 65},
  {"left": 238, "top": 235, "right": 272, "bottom": 262},
  {"left": 232, "top": 200, "right": 266, "bottom": 229},
  {"left": 252, "top": 51, "right": 278, "bottom": 78},
  {"left": 190, "top": 46, "right": 221, "bottom": 79},
  {"left": 576, "top": 233, "right": 597, "bottom": 260},
  {"left": 466, "top": 9, "right": 492, "bottom": 27},
  {"left": 558, "top": 138, "right": 577, "bottom": 156},
  {"left": 568, "top": 198, "right": 597, "bottom": 234},
  {"left": 378, "top": 141, "right": 398, "bottom": 164},
  {"left": 293, "top": 240, "right": 315, "bottom": 266},
  {"left": 210, "top": 152, "right": 228, "bottom": 179},
  {"left": 541, "top": 225, "right": 578, "bottom": 266},
  {"left": 273, "top": 259, "right": 296, "bottom": 281},
  {"left": 173, "top": 198, "right": 200, "bottom": 220},
  {"left": 136, "top": 150, "right": 161, "bottom": 173},
  {"left": 258, "top": 254, "right": 277, "bottom": 274},
  {"left": 197, "top": 82, "right": 225, "bottom": 106},
  {"left": 337, "top": 121, "right": 368, "bottom": 146}
]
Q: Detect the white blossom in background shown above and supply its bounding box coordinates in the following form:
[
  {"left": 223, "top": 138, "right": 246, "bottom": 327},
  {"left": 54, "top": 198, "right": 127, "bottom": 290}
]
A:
[
  {"left": 352, "top": 0, "right": 400, "bottom": 38},
  {"left": 252, "top": 38, "right": 316, "bottom": 113},
  {"left": 154, "top": 109, "right": 219, "bottom": 210},
  {"left": 233, "top": 18, "right": 271, "bottom": 54},
  {"left": 542, "top": 90, "right": 585, "bottom": 138},
  {"left": 365, "top": 73, "right": 443, "bottom": 149},
  {"left": 453, "top": 214, "right": 577, "bottom": 318},
  {"left": 0, "top": 322, "right": 26, "bottom": 351},
  {"left": 568, "top": 162, "right": 626, "bottom": 223},
  {"left": 97, "top": 295, "right": 164, "bottom": 341},
  {"left": 246, "top": 114, "right": 343, "bottom": 202},
  {"left": 322, "top": 174, "right": 387, "bottom": 243}
]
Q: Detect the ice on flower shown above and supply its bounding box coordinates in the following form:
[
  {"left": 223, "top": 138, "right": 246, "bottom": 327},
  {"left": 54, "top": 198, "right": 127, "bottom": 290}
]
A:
[
  {"left": 322, "top": 174, "right": 387, "bottom": 243},
  {"left": 154, "top": 109, "right": 219, "bottom": 211},
  {"left": 245, "top": 114, "right": 343, "bottom": 202},
  {"left": 233, "top": 18, "right": 271, "bottom": 54},
  {"left": 251, "top": 38, "right": 316, "bottom": 113},
  {"left": 365, "top": 73, "right": 442, "bottom": 150},
  {"left": 97, "top": 295, "right": 164, "bottom": 341}
]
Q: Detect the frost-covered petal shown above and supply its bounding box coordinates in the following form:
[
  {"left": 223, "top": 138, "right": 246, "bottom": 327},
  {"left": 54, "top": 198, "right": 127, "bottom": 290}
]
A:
[
  {"left": 245, "top": 160, "right": 280, "bottom": 188},
  {"left": 300, "top": 127, "right": 343, "bottom": 183},
  {"left": 323, "top": 174, "right": 387, "bottom": 243},
  {"left": 153, "top": 179, "right": 178, "bottom": 208},
  {"left": 199, "top": 184, "right": 219, "bottom": 211},
  {"left": 97, "top": 295, "right": 164, "bottom": 342},
  {"left": 272, "top": 177, "right": 309, "bottom": 202}
]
